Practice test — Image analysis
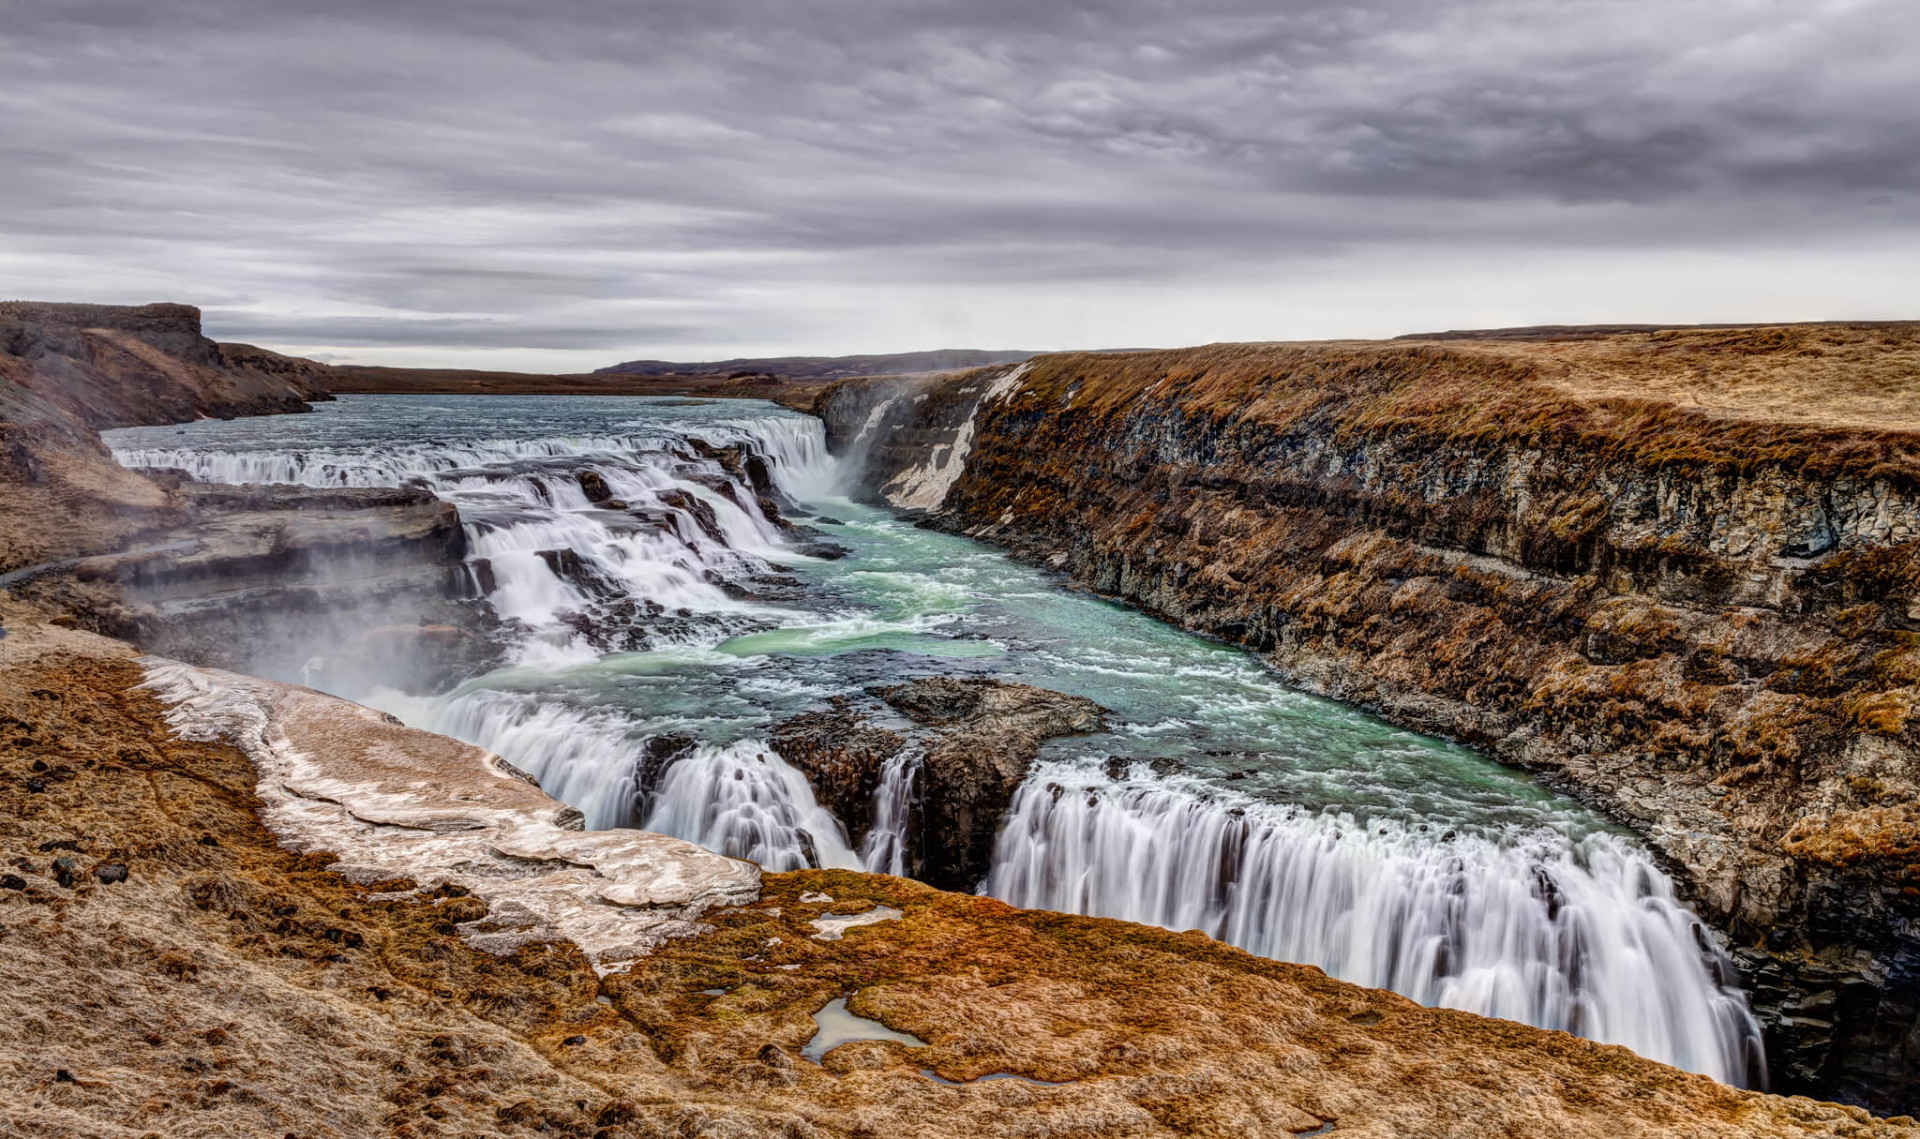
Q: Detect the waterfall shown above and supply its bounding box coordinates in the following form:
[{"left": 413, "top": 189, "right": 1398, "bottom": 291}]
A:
[
  {"left": 422, "top": 689, "right": 651, "bottom": 830},
  {"left": 105, "top": 396, "right": 1766, "bottom": 1089},
  {"left": 984, "top": 762, "right": 1765, "bottom": 1085},
  {"left": 859, "top": 747, "right": 921, "bottom": 876},
  {"left": 113, "top": 410, "right": 846, "bottom": 660},
  {"left": 640, "top": 740, "right": 861, "bottom": 872}
]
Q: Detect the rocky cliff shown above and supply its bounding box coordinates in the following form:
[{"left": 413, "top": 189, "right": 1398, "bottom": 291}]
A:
[
  {"left": 0, "top": 302, "right": 498, "bottom": 691},
  {"left": 0, "top": 301, "right": 333, "bottom": 574},
  {"left": 813, "top": 324, "right": 1920, "bottom": 1112}
]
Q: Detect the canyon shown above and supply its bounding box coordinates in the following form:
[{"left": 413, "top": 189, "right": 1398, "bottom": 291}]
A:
[
  {"left": 818, "top": 325, "right": 1920, "bottom": 1110},
  {"left": 3, "top": 301, "right": 1917, "bottom": 1135}
]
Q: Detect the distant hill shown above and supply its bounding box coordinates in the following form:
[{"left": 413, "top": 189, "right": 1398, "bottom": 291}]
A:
[{"left": 595, "top": 349, "right": 1034, "bottom": 380}]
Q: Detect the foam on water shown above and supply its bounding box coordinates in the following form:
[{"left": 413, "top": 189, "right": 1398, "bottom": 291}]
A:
[{"left": 641, "top": 739, "right": 860, "bottom": 872}]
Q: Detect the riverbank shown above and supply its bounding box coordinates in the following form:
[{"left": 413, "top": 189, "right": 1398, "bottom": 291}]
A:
[{"left": 810, "top": 322, "right": 1920, "bottom": 1110}]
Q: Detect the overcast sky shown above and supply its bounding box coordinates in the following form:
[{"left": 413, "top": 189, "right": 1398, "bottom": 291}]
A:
[{"left": 3, "top": 1, "right": 1916, "bottom": 370}]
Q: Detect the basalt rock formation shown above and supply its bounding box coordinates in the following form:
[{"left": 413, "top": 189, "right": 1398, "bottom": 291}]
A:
[
  {"left": 0, "top": 302, "right": 499, "bottom": 692},
  {"left": 811, "top": 324, "right": 1920, "bottom": 1112},
  {"left": 771, "top": 677, "right": 1104, "bottom": 888},
  {"left": 3, "top": 610, "right": 1910, "bottom": 1139}
]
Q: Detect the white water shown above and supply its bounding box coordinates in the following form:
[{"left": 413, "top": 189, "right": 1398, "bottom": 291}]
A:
[
  {"left": 859, "top": 748, "right": 922, "bottom": 876},
  {"left": 641, "top": 739, "right": 860, "bottom": 872},
  {"left": 115, "top": 411, "right": 839, "bottom": 660},
  {"left": 985, "top": 762, "right": 1761, "bottom": 1084},
  {"left": 104, "top": 395, "right": 1764, "bottom": 1085}
]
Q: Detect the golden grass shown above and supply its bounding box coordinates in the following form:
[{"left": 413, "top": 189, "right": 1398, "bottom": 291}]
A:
[{"left": 1015, "top": 323, "right": 1920, "bottom": 482}]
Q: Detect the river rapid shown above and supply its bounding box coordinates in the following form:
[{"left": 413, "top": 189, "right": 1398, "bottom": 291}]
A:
[{"left": 106, "top": 394, "right": 1766, "bottom": 1086}]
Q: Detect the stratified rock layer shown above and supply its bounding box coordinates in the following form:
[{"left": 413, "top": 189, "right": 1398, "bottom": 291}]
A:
[
  {"left": 0, "top": 301, "right": 331, "bottom": 575},
  {"left": 811, "top": 325, "right": 1920, "bottom": 1111}
]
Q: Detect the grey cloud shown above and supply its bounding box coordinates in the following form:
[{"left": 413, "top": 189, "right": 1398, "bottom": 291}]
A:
[{"left": 1, "top": 0, "right": 1915, "bottom": 361}]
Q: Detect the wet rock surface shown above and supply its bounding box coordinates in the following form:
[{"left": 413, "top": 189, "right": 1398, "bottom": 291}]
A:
[
  {"left": 769, "top": 700, "right": 906, "bottom": 843},
  {"left": 815, "top": 329, "right": 1920, "bottom": 1111},
  {"left": 772, "top": 677, "right": 1104, "bottom": 888}
]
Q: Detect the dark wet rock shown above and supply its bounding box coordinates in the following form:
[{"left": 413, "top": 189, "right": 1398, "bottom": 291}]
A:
[
  {"left": 875, "top": 679, "right": 1104, "bottom": 890},
  {"left": 714, "top": 574, "right": 809, "bottom": 603},
  {"left": 789, "top": 536, "right": 850, "bottom": 561},
  {"left": 24, "top": 778, "right": 45, "bottom": 793},
  {"left": 632, "top": 735, "right": 699, "bottom": 822},
  {"left": 52, "top": 856, "right": 78, "bottom": 888},
  {"left": 774, "top": 678, "right": 1104, "bottom": 889},
  {"left": 656, "top": 489, "right": 726, "bottom": 545},
  {"left": 769, "top": 703, "right": 906, "bottom": 846},
  {"left": 576, "top": 470, "right": 613, "bottom": 503},
  {"left": 1, "top": 874, "right": 24, "bottom": 890},
  {"left": 93, "top": 862, "right": 130, "bottom": 885}
]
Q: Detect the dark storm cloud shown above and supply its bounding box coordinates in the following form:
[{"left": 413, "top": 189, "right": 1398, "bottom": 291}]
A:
[{"left": 2, "top": 0, "right": 1916, "bottom": 361}]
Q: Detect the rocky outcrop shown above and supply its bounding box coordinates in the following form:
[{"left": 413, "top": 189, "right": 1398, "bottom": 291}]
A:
[
  {"left": 0, "top": 301, "right": 330, "bottom": 429},
  {"left": 769, "top": 700, "right": 906, "bottom": 837},
  {"left": 86, "top": 480, "right": 497, "bottom": 694},
  {"left": 140, "top": 656, "right": 760, "bottom": 968},
  {"left": 0, "top": 301, "right": 338, "bottom": 575},
  {"left": 811, "top": 326, "right": 1920, "bottom": 1112},
  {"left": 0, "top": 302, "right": 503, "bottom": 693},
  {"left": 771, "top": 677, "right": 1104, "bottom": 888}
]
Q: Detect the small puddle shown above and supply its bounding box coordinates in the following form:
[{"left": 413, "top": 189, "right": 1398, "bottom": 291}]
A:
[
  {"left": 810, "top": 905, "right": 902, "bottom": 941},
  {"left": 699, "top": 988, "right": 728, "bottom": 996},
  {"left": 802, "top": 997, "right": 927, "bottom": 1062},
  {"left": 918, "top": 1068, "right": 1073, "bottom": 1087}
]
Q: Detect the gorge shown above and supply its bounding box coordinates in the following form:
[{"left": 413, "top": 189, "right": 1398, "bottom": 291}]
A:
[{"left": 3, "top": 301, "right": 1916, "bottom": 1136}]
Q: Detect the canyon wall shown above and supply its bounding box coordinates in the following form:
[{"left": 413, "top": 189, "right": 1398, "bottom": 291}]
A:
[
  {"left": 0, "top": 301, "right": 332, "bottom": 574},
  {"left": 0, "top": 302, "right": 491, "bottom": 691},
  {"left": 814, "top": 325, "right": 1920, "bottom": 1112}
]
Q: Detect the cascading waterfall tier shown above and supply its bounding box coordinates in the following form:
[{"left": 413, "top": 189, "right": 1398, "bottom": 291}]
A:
[
  {"left": 985, "top": 761, "right": 1765, "bottom": 1086},
  {"left": 858, "top": 747, "right": 922, "bottom": 876},
  {"left": 113, "top": 406, "right": 841, "bottom": 662}
]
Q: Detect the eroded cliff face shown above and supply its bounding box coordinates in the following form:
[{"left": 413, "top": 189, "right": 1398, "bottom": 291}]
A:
[
  {"left": 0, "top": 301, "right": 334, "bottom": 574},
  {"left": 817, "top": 327, "right": 1920, "bottom": 1111},
  {"left": 0, "top": 302, "right": 498, "bottom": 691}
]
